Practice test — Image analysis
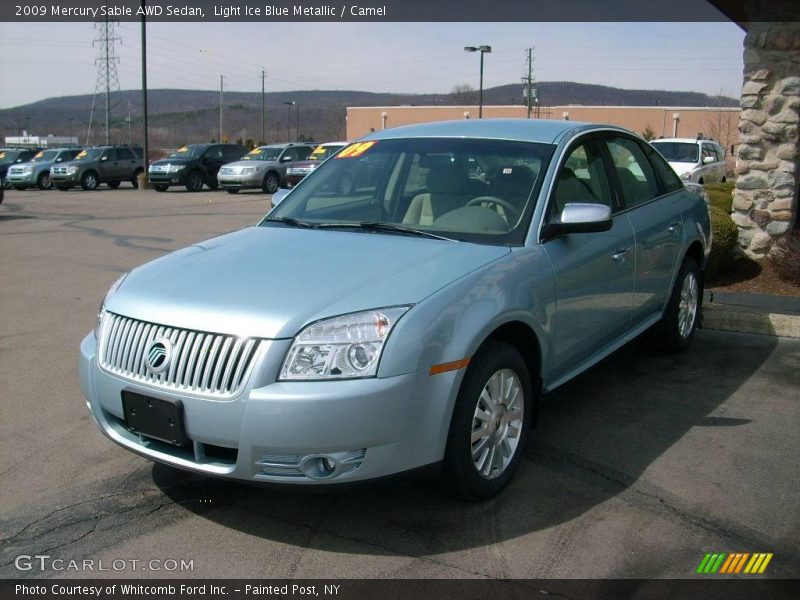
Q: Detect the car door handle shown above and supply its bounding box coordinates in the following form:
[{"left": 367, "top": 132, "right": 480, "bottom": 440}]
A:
[
  {"left": 667, "top": 222, "right": 682, "bottom": 233},
  {"left": 612, "top": 247, "right": 631, "bottom": 262}
]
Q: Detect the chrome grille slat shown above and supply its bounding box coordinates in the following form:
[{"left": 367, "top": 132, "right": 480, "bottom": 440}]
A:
[{"left": 98, "top": 313, "right": 260, "bottom": 398}]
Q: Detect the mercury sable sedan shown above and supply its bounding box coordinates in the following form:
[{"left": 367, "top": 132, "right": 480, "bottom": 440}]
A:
[{"left": 80, "top": 120, "right": 710, "bottom": 500}]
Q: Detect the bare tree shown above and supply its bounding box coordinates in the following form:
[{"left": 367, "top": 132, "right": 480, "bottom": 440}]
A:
[
  {"left": 705, "top": 88, "right": 738, "bottom": 174},
  {"left": 642, "top": 125, "right": 656, "bottom": 141},
  {"left": 451, "top": 83, "right": 478, "bottom": 105}
]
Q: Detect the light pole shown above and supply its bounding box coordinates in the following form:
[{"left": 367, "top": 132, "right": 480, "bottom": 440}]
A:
[
  {"left": 464, "top": 45, "right": 491, "bottom": 118},
  {"left": 283, "top": 101, "right": 295, "bottom": 142},
  {"left": 68, "top": 118, "right": 74, "bottom": 142}
]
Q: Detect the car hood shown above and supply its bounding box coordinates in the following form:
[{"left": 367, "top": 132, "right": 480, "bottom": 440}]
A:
[
  {"left": 666, "top": 161, "right": 694, "bottom": 176},
  {"left": 107, "top": 226, "right": 510, "bottom": 339},
  {"left": 151, "top": 158, "right": 193, "bottom": 166},
  {"left": 221, "top": 160, "right": 276, "bottom": 168}
]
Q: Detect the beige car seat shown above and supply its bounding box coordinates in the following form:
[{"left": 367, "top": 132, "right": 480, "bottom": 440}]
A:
[{"left": 403, "top": 166, "right": 468, "bottom": 226}]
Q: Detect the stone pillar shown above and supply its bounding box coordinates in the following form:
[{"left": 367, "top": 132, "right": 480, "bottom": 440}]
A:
[{"left": 732, "top": 22, "right": 800, "bottom": 257}]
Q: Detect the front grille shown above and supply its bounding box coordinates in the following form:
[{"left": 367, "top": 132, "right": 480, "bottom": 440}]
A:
[
  {"left": 149, "top": 165, "right": 168, "bottom": 173},
  {"left": 8, "top": 167, "right": 25, "bottom": 175},
  {"left": 99, "top": 313, "right": 262, "bottom": 397},
  {"left": 52, "top": 166, "right": 68, "bottom": 175}
]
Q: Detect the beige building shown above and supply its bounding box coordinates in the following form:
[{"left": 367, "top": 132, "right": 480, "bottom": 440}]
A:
[{"left": 346, "top": 105, "right": 741, "bottom": 153}]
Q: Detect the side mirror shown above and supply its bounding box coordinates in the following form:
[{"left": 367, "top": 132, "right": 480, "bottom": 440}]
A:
[
  {"left": 544, "top": 203, "right": 613, "bottom": 238},
  {"left": 56, "top": 158, "right": 62, "bottom": 162},
  {"left": 100, "top": 156, "right": 108, "bottom": 161},
  {"left": 703, "top": 156, "right": 715, "bottom": 164},
  {"left": 280, "top": 155, "right": 293, "bottom": 162}
]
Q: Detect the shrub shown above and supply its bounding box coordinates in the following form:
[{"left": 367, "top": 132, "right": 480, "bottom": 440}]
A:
[
  {"left": 707, "top": 206, "right": 738, "bottom": 278},
  {"left": 704, "top": 182, "right": 734, "bottom": 213},
  {"left": 769, "top": 230, "right": 800, "bottom": 285}
]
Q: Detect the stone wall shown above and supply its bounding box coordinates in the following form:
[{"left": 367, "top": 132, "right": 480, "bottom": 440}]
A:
[{"left": 733, "top": 22, "right": 800, "bottom": 256}]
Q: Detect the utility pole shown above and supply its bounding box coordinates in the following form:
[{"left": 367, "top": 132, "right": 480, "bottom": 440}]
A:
[
  {"left": 522, "top": 47, "right": 537, "bottom": 119},
  {"left": 261, "top": 70, "right": 266, "bottom": 144},
  {"left": 219, "top": 75, "right": 224, "bottom": 142},
  {"left": 141, "top": 0, "right": 149, "bottom": 185}
]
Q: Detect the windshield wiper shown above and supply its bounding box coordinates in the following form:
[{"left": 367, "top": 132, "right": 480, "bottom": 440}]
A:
[
  {"left": 263, "top": 217, "right": 317, "bottom": 229},
  {"left": 317, "top": 221, "right": 456, "bottom": 241}
]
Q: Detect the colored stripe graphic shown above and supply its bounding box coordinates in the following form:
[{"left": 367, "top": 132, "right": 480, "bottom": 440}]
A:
[{"left": 698, "top": 552, "right": 772, "bottom": 574}]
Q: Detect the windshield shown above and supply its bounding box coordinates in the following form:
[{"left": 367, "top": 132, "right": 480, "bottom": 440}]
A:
[
  {"left": 31, "top": 150, "right": 59, "bottom": 163},
  {"left": 242, "top": 147, "right": 282, "bottom": 161},
  {"left": 73, "top": 148, "right": 104, "bottom": 161},
  {"left": 308, "top": 144, "right": 345, "bottom": 162},
  {"left": 651, "top": 142, "right": 699, "bottom": 163},
  {"left": 0, "top": 151, "right": 21, "bottom": 163},
  {"left": 167, "top": 145, "right": 206, "bottom": 159},
  {"left": 263, "top": 138, "right": 554, "bottom": 245}
]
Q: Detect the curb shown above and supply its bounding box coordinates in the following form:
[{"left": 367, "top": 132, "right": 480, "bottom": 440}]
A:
[{"left": 702, "top": 303, "right": 800, "bottom": 338}]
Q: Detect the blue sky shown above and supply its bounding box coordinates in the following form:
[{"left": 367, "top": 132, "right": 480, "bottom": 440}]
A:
[{"left": 0, "top": 21, "right": 745, "bottom": 109}]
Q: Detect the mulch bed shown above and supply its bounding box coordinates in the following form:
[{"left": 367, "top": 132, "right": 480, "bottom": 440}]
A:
[{"left": 708, "top": 257, "right": 800, "bottom": 298}]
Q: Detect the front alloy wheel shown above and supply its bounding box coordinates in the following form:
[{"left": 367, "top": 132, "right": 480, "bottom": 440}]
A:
[
  {"left": 37, "top": 172, "right": 51, "bottom": 190},
  {"left": 185, "top": 171, "right": 204, "bottom": 192},
  {"left": 81, "top": 172, "right": 99, "bottom": 191},
  {"left": 442, "top": 340, "right": 533, "bottom": 501},
  {"left": 471, "top": 369, "right": 525, "bottom": 479},
  {"left": 263, "top": 172, "right": 279, "bottom": 194}
]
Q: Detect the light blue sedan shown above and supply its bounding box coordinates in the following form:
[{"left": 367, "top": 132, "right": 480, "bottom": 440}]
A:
[{"left": 80, "top": 119, "right": 710, "bottom": 500}]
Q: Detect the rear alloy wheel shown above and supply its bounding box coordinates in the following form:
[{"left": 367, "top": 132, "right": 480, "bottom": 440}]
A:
[
  {"left": 81, "top": 172, "right": 99, "bottom": 191},
  {"left": 107, "top": 181, "right": 120, "bottom": 189},
  {"left": 153, "top": 184, "right": 168, "bottom": 192},
  {"left": 36, "top": 172, "right": 52, "bottom": 190},
  {"left": 653, "top": 256, "right": 702, "bottom": 353},
  {"left": 441, "top": 340, "right": 533, "bottom": 501},
  {"left": 185, "top": 171, "right": 204, "bottom": 192},
  {"left": 262, "top": 172, "right": 279, "bottom": 194}
]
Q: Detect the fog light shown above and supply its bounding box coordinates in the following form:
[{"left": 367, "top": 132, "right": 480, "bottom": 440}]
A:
[{"left": 323, "top": 457, "right": 336, "bottom": 473}]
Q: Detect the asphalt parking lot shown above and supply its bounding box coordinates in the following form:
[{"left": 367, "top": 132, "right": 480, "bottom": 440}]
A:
[{"left": 1, "top": 187, "right": 799, "bottom": 580}]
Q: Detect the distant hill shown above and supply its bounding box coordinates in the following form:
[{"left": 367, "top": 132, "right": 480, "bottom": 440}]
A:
[{"left": 1, "top": 83, "right": 738, "bottom": 148}]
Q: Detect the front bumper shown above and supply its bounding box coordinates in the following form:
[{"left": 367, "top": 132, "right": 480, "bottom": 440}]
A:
[
  {"left": 51, "top": 172, "right": 80, "bottom": 185},
  {"left": 80, "top": 333, "right": 458, "bottom": 485},
  {"left": 217, "top": 171, "right": 263, "bottom": 190},
  {"left": 148, "top": 170, "right": 187, "bottom": 185},
  {"left": 7, "top": 172, "right": 34, "bottom": 186}
]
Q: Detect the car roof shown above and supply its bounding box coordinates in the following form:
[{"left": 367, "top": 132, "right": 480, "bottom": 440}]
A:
[
  {"left": 359, "top": 118, "right": 629, "bottom": 144},
  {"left": 652, "top": 138, "right": 707, "bottom": 144}
]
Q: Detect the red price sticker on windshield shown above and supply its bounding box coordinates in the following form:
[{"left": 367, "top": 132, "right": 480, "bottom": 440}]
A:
[{"left": 335, "top": 141, "right": 376, "bottom": 159}]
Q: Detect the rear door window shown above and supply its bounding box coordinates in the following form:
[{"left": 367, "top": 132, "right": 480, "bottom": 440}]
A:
[
  {"left": 116, "top": 148, "right": 134, "bottom": 160},
  {"left": 604, "top": 137, "right": 660, "bottom": 209}
]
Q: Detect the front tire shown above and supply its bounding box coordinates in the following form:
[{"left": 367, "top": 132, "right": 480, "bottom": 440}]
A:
[
  {"left": 262, "top": 172, "right": 279, "bottom": 194},
  {"left": 185, "top": 171, "right": 204, "bottom": 192},
  {"left": 441, "top": 341, "right": 533, "bottom": 501},
  {"left": 37, "top": 172, "right": 52, "bottom": 190},
  {"left": 81, "top": 172, "right": 99, "bottom": 191},
  {"left": 653, "top": 257, "right": 702, "bottom": 353}
]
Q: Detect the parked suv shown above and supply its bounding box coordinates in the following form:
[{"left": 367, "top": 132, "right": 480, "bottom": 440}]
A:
[
  {"left": 217, "top": 143, "right": 314, "bottom": 194},
  {"left": 650, "top": 137, "right": 727, "bottom": 184},
  {"left": 148, "top": 144, "right": 247, "bottom": 192},
  {"left": 1, "top": 148, "right": 42, "bottom": 188},
  {"left": 51, "top": 146, "right": 145, "bottom": 191},
  {"left": 7, "top": 148, "right": 82, "bottom": 190}
]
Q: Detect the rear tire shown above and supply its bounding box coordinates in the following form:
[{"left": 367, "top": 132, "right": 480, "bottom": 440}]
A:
[
  {"left": 81, "top": 172, "right": 99, "bottom": 191},
  {"left": 441, "top": 341, "right": 533, "bottom": 501},
  {"left": 185, "top": 171, "right": 204, "bottom": 192},
  {"left": 131, "top": 168, "right": 143, "bottom": 188},
  {"left": 652, "top": 257, "right": 702, "bottom": 353},
  {"left": 36, "top": 172, "right": 52, "bottom": 190}
]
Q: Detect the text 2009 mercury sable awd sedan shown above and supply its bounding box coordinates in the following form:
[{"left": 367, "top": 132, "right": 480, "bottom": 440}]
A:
[{"left": 80, "top": 120, "right": 710, "bottom": 500}]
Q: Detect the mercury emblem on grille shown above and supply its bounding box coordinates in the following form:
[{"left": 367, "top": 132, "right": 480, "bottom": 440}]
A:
[{"left": 144, "top": 338, "right": 172, "bottom": 374}]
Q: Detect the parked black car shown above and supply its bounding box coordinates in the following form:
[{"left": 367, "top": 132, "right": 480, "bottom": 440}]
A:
[
  {"left": 148, "top": 144, "right": 247, "bottom": 192},
  {"left": 0, "top": 148, "right": 42, "bottom": 188},
  {"left": 51, "top": 146, "right": 145, "bottom": 191}
]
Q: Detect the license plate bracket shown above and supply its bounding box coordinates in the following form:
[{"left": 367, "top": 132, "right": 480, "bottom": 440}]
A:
[{"left": 121, "top": 391, "right": 188, "bottom": 447}]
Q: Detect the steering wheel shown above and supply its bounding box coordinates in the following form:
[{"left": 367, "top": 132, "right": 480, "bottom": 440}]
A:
[{"left": 466, "top": 196, "right": 520, "bottom": 222}]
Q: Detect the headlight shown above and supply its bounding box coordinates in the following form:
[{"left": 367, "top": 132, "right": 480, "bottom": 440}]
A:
[
  {"left": 280, "top": 307, "right": 410, "bottom": 380},
  {"left": 167, "top": 164, "right": 186, "bottom": 173},
  {"left": 681, "top": 171, "right": 692, "bottom": 181},
  {"left": 68, "top": 165, "right": 80, "bottom": 174},
  {"left": 21, "top": 167, "right": 33, "bottom": 174},
  {"left": 240, "top": 167, "right": 255, "bottom": 175},
  {"left": 95, "top": 272, "right": 129, "bottom": 339}
]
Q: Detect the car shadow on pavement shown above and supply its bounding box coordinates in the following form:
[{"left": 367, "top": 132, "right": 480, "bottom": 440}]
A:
[{"left": 153, "top": 330, "right": 778, "bottom": 555}]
